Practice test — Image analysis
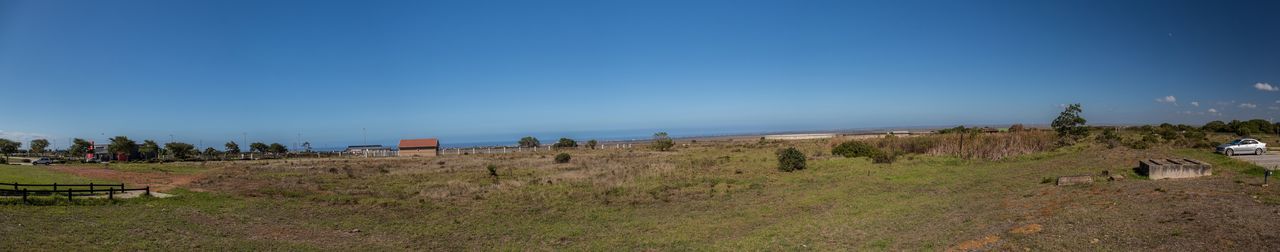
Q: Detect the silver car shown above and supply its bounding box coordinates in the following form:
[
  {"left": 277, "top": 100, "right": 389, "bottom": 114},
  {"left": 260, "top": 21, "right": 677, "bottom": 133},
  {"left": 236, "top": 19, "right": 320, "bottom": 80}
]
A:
[{"left": 1217, "top": 138, "right": 1267, "bottom": 156}]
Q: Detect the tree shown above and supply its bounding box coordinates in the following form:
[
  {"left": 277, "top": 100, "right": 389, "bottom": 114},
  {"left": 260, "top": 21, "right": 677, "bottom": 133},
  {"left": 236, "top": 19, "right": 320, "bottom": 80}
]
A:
[
  {"left": 140, "top": 140, "right": 161, "bottom": 160},
  {"left": 1051, "top": 103, "right": 1088, "bottom": 141},
  {"left": 268, "top": 143, "right": 287, "bottom": 154},
  {"left": 553, "top": 138, "right": 578, "bottom": 148},
  {"left": 0, "top": 139, "right": 19, "bottom": 157},
  {"left": 518, "top": 136, "right": 540, "bottom": 148},
  {"left": 586, "top": 139, "right": 598, "bottom": 149},
  {"left": 225, "top": 141, "right": 241, "bottom": 154},
  {"left": 250, "top": 142, "right": 269, "bottom": 153},
  {"left": 69, "top": 138, "right": 91, "bottom": 157},
  {"left": 302, "top": 142, "right": 312, "bottom": 153},
  {"left": 164, "top": 142, "right": 196, "bottom": 160},
  {"left": 652, "top": 132, "right": 674, "bottom": 151},
  {"left": 29, "top": 139, "right": 49, "bottom": 154},
  {"left": 203, "top": 147, "right": 220, "bottom": 158},
  {"left": 776, "top": 147, "right": 807, "bottom": 172},
  {"left": 108, "top": 136, "right": 138, "bottom": 160}
]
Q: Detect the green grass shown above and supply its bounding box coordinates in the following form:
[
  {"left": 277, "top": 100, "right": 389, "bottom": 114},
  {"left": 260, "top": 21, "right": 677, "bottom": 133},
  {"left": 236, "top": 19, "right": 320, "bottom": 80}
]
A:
[
  {"left": 0, "top": 141, "right": 1274, "bottom": 250},
  {"left": 0, "top": 165, "right": 115, "bottom": 184},
  {"left": 63, "top": 162, "right": 208, "bottom": 174}
]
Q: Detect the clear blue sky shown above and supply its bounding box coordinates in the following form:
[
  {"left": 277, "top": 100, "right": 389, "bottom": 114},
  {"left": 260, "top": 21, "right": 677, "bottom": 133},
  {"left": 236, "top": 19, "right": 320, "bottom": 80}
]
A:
[{"left": 1, "top": 0, "right": 1278, "bottom": 149}]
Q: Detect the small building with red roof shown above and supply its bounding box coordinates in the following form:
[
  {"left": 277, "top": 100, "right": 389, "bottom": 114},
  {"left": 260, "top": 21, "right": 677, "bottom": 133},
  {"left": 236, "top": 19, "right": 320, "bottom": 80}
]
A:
[{"left": 398, "top": 138, "right": 440, "bottom": 157}]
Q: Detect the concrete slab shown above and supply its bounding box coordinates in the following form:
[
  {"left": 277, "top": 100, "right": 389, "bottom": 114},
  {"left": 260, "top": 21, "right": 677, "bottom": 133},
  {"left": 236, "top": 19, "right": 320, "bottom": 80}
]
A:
[{"left": 1229, "top": 152, "right": 1280, "bottom": 170}]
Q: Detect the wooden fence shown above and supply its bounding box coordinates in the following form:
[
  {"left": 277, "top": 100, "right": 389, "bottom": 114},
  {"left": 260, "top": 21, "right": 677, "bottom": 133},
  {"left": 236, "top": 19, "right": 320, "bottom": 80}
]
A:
[{"left": 0, "top": 182, "right": 151, "bottom": 203}]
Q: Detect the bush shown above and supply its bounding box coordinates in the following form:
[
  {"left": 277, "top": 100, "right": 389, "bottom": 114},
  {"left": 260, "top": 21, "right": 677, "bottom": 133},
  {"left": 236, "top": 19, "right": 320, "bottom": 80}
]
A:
[
  {"left": 553, "top": 138, "right": 578, "bottom": 148},
  {"left": 652, "top": 132, "right": 675, "bottom": 151},
  {"left": 776, "top": 147, "right": 806, "bottom": 172},
  {"left": 554, "top": 153, "right": 571, "bottom": 163},
  {"left": 1097, "top": 127, "right": 1121, "bottom": 148},
  {"left": 871, "top": 151, "right": 896, "bottom": 164},
  {"left": 832, "top": 141, "right": 880, "bottom": 158}
]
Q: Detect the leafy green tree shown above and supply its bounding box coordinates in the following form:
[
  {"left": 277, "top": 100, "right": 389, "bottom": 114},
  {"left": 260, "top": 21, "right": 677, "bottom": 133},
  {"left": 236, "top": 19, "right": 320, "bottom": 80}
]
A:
[
  {"left": 268, "top": 143, "right": 287, "bottom": 154},
  {"left": 29, "top": 139, "right": 49, "bottom": 154},
  {"left": 203, "top": 147, "right": 220, "bottom": 158},
  {"left": 553, "top": 138, "right": 578, "bottom": 148},
  {"left": 108, "top": 136, "right": 138, "bottom": 160},
  {"left": 776, "top": 147, "right": 807, "bottom": 172},
  {"left": 140, "top": 140, "right": 161, "bottom": 160},
  {"left": 69, "top": 138, "right": 92, "bottom": 157},
  {"left": 652, "top": 132, "right": 674, "bottom": 151},
  {"left": 250, "top": 142, "right": 269, "bottom": 153},
  {"left": 0, "top": 139, "right": 20, "bottom": 158},
  {"left": 586, "top": 139, "right": 598, "bottom": 149},
  {"left": 164, "top": 142, "right": 196, "bottom": 159},
  {"left": 225, "top": 141, "right": 241, "bottom": 154},
  {"left": 518, "top": 136, "right": 540, "bottom": 148},
  {"left": 1051, "top": 103, "right": 1088, "bottom": 141}
]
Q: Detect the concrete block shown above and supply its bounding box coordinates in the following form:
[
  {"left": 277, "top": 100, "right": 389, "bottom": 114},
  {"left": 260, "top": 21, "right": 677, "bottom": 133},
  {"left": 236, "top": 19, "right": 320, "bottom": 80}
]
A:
[
  {"left": 1057, "top": 175, "right": 1094, "bottom": 186},
  {"left": 1140, "top": 159, "right": 1212, "bottom": 180}
]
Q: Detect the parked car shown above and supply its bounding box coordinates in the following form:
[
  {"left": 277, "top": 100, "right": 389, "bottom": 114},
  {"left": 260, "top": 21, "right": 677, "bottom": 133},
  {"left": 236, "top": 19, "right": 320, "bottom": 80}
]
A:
[
  {"left": 31, "top": 157, "right": 54, "bottom": 165},
  {"left": 1217, "top": 138, "right": 1267, "bottom": 156}
]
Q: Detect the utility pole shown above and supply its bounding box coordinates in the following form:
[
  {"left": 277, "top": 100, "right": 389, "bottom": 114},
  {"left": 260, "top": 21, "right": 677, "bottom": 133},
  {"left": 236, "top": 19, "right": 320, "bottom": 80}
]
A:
[
  {"left": 363, "top": 128, "right": 367, "bottom": 145},
  {"left": 242, "top": 132, "right": 247, "bottom": 151},
  {"left": 169, "top": 134, "right": 174, "bottom": 143}
]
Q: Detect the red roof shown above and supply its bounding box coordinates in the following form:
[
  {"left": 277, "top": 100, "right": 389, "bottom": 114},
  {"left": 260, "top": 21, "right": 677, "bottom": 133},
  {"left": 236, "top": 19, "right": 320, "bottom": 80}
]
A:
[{"left": 399, "top": 138, "right": 439, "bottom": 149}]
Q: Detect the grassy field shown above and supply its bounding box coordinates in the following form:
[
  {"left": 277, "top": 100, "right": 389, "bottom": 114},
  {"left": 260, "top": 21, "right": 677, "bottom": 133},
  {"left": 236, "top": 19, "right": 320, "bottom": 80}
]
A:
[
  {"left": 0, "top": 165, "right": 116, "bottom": 184},
  {"left": 4, "top": 135, "right": 1280, "bottom": 250}
]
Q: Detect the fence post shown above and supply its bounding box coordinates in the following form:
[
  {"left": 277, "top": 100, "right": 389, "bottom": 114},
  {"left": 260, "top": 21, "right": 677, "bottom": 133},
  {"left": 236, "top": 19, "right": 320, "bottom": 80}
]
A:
[
  {"left": 52, "top": 183, "right": 57, "bottom": 191},
  {"left": 145, "top": 186, "right": 151, "bottom": 196},
  {"left": 109, "top": 188, "right": 114, "bottom": 200},
  {"left": 22, "top": 189, "right": 28, "bottom": 204},
  {"left": 90, "top": 182, "right": 94, "bottom": 191},
  {"left": 67, "top": 188, "right": 72, "bottom": 201}
]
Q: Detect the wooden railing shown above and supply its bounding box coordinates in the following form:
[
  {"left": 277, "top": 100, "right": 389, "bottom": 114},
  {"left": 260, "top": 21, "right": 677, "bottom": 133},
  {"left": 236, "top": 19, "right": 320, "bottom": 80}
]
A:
[{"left": 0, "top": 182, "right": 150, "bottom": 203}]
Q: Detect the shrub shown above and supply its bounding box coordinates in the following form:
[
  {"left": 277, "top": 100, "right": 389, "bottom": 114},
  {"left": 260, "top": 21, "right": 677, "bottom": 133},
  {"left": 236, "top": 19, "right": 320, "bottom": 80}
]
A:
[
  {"left": 553, "top": 138, "right": 578, "bottom": 148},
  {"left": 486, "top": 164, "right": 498, "bottom": 178},
  {"left": 1097, "top": 127, "right": 1121, "bottom": 148},
  {"left": 554, "top": 153, "right": 571, "bottom": 163},
  {"left": 832, "top": 141, "right": 880, "bottom": 158},
  {"left": 871, "top": 151, "right": 896, "bottom": 164},
  {"left": 652, "top": 132, "right": 674, "bottom": 151},
  {"left": 776, "top": 147, "right": 806, "bottom": 172}
]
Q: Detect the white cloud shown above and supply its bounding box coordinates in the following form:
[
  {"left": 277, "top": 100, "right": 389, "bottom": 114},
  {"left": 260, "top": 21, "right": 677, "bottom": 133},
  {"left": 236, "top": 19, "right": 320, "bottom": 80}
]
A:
[
  {"left": 1208, "top": 108, "right": 1219, "bottom": 113},
  {"left": 1155, "top": 95, "right": 1177, "bottom": 103},
  {"left": 1269, "top": 106, "right": 1280, "bottom": 110},
  {"left": 1240, "top": 103, "right": 1258, "bottom": 109},
  {"left": 1256, "top": 82, "right": 1278, "bottom": 91},
  {"left": 1190, "top": 101, "right": 1199, "bottom": 107}
]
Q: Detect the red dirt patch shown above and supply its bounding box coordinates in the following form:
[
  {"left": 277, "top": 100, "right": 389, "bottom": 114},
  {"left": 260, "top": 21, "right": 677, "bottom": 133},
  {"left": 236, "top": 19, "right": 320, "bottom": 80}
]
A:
[{"left": 49, "top": 165, "right": 203, "bottom": 192}]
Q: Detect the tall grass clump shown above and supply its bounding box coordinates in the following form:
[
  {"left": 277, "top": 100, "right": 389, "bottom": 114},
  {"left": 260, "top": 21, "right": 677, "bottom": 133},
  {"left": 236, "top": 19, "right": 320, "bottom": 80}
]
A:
[{"left": 926, "top": 131, "right": 1056, "bottom": 160}]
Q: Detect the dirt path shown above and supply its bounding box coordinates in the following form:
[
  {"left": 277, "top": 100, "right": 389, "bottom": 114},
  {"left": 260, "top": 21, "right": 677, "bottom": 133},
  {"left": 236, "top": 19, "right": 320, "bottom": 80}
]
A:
[{"left": 48, "top": 165, "right": 203, "bottom": 192}]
